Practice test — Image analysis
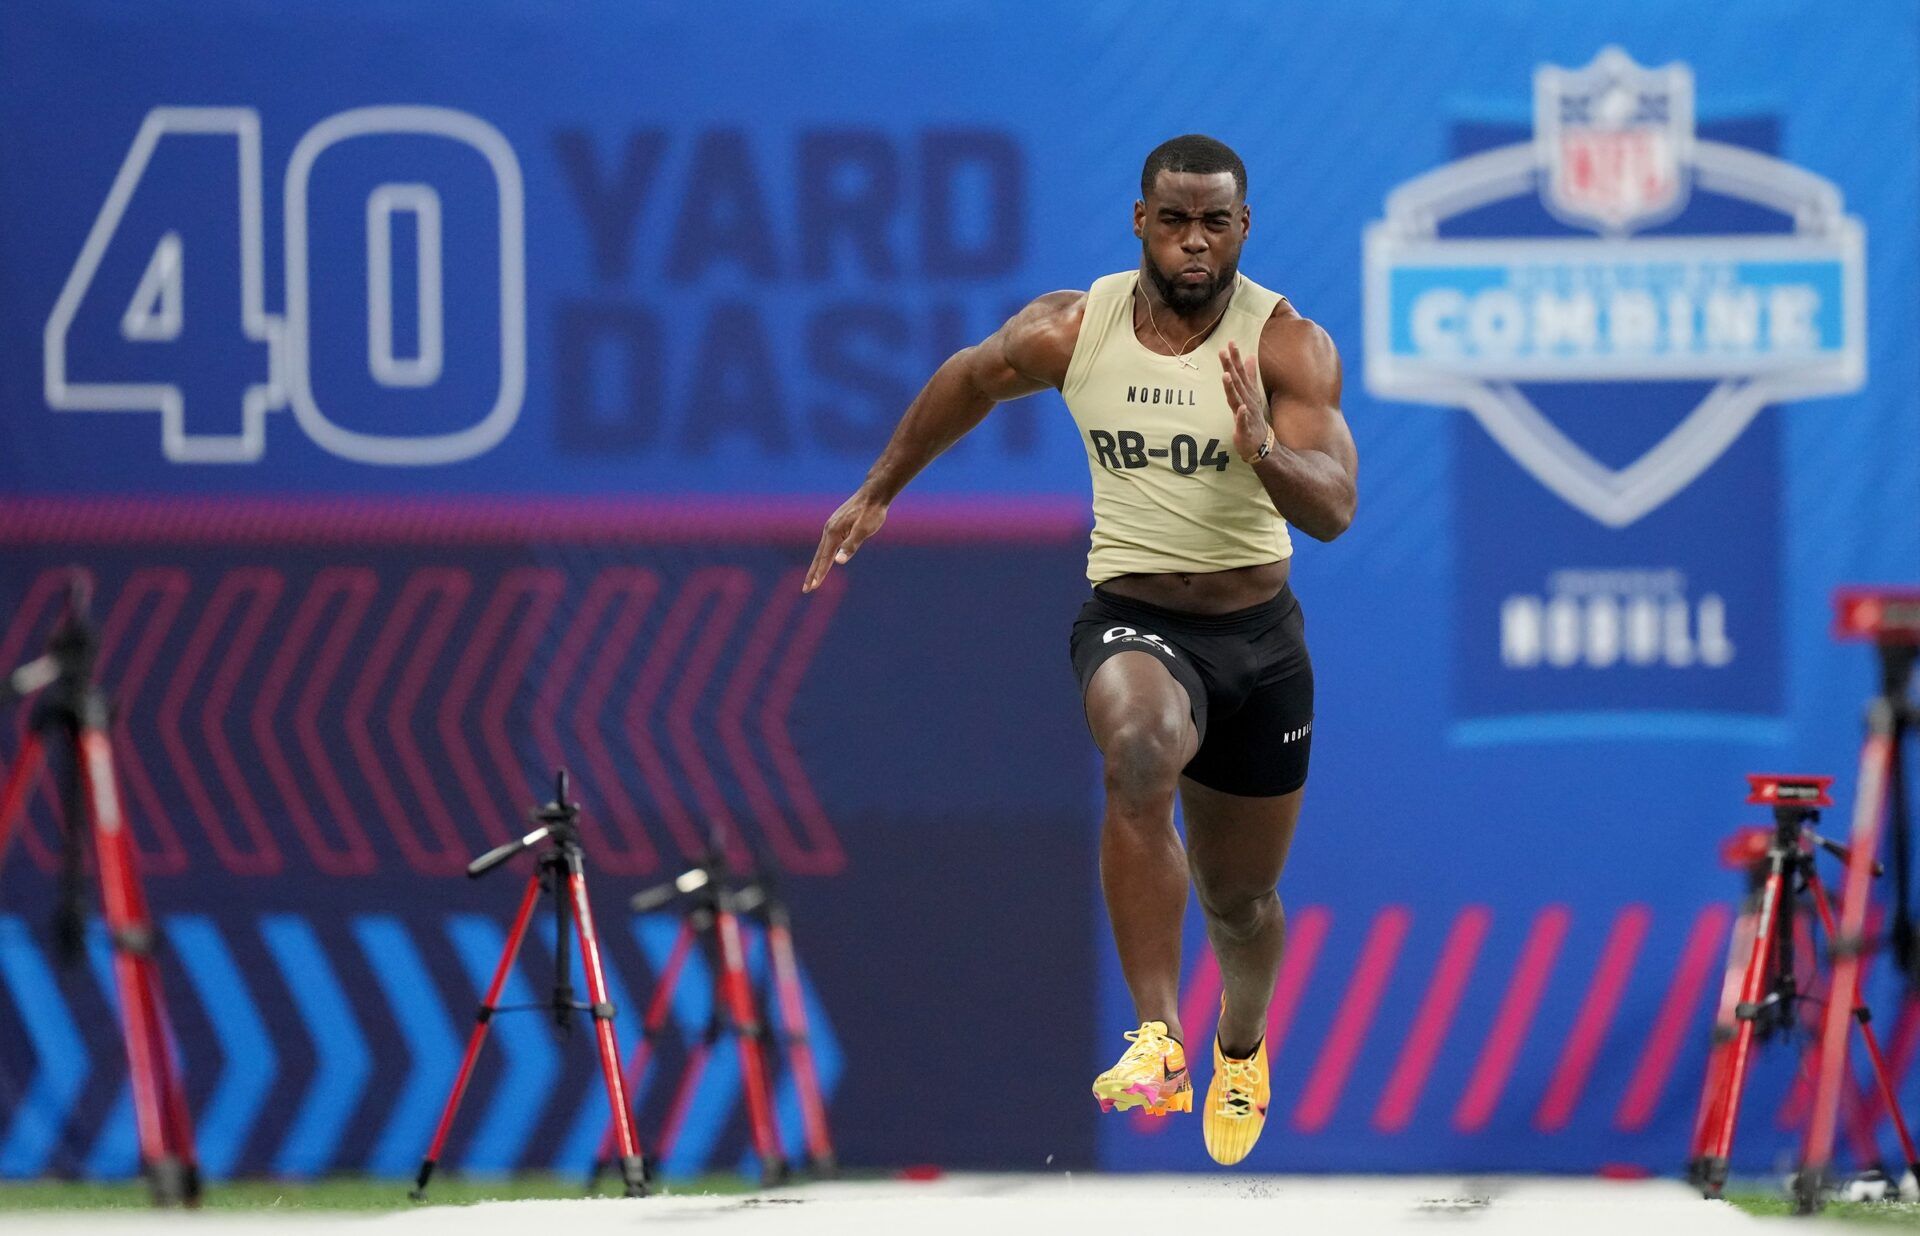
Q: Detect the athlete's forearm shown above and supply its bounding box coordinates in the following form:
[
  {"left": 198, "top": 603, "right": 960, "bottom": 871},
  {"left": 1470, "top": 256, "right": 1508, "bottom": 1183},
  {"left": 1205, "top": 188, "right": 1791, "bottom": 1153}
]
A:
[
  {"left": 1251, "top": 447, "right": 1356, "bottom": 541},
  {"left": 857, "top": 351, "right": 997, "bottom": 504}
]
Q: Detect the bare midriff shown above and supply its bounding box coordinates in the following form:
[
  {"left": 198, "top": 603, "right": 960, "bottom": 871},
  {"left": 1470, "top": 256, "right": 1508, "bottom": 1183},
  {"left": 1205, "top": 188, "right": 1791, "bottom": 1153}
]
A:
[{"left": 1097, "top": 558, "right": 1291, "bottom": 615}]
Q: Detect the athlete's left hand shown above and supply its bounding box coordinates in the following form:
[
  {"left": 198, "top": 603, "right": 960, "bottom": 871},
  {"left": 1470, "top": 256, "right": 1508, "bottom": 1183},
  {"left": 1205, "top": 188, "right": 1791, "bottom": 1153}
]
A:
[
  {"left": 804, "top": 489, "right": 888, "bottom": 593},
  {"left": 1220, "top": 341, "right": 1273, "bottom": 464}
]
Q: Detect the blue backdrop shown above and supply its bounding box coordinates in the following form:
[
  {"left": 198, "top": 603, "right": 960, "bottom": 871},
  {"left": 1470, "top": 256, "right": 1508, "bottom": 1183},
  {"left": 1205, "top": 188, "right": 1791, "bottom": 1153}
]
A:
[{"left": 1, "top": 0, "right": 1917, "bottom": 1181}]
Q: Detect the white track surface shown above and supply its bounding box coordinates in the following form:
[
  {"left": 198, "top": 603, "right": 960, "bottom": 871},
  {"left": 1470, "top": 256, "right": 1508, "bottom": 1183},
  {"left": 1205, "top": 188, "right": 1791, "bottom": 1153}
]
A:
[{"left": 0, "top": 1174, "right": 1876, "bottom": 1235}]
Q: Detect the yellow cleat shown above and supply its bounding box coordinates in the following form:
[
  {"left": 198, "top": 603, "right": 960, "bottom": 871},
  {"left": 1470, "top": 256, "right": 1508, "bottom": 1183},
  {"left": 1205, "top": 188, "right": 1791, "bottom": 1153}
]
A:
[
  {"left": 1092, "top": 1021, "right": 1192, "bottom": 1115},
  {"left": 1203, "top": 1036, "right": 1270, "bottom": 1165}
]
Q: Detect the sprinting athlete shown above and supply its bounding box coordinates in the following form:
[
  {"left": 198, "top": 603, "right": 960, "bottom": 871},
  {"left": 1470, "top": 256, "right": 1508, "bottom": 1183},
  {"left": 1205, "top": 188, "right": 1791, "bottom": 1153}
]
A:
[{"left": 803, "top": 134, "right": 1357, "bottom": 1166}]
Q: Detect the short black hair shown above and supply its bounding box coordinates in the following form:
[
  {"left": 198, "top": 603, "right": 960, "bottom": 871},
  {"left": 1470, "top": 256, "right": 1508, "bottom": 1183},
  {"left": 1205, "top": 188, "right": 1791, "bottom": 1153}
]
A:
[{"left": 1140, "top": 134, "right": 1247, "bottom": 202}]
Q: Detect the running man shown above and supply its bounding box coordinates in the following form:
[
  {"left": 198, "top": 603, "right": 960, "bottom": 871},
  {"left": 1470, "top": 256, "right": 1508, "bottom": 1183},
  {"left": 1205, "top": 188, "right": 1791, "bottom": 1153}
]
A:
[{"left": 803, "top": 134, "right": 1357, "bottom": 1166}]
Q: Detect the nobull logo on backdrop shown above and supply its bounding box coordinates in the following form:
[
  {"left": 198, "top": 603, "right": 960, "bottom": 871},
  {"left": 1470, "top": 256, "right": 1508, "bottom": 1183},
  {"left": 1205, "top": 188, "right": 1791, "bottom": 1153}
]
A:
[{"left": 1362, "top": 48, "right": 1867, "bottom": 739}]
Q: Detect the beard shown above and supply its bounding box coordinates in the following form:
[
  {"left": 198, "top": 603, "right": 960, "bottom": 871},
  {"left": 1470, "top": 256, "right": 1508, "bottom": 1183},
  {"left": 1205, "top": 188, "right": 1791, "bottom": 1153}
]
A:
[{"left": 1144, "top": 251, "right": 1238, "bottom": 316}]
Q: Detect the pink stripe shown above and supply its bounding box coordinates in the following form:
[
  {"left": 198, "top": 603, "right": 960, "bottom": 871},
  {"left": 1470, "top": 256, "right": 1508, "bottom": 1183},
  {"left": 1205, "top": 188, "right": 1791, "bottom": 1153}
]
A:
[
  {"left": 757, "top": 570, "right": 848, "bottom": 874},
  {"left": 0, "top": 496, "right": 1089, "bottom": 546},
  {"left": 1453, "top": 906, "right": 1571, "bottom": 1132},
  {"left": 199, "top": 567, "right": 288, "bottom": 875},
  {"left": 666, "top": 569, "right": 755, "bottom": 868},
  {"left": 479, "top": 571, "right": 566, "bottom": 848},
  {"left": 621, "top": 577, "right": 704, "bottom": 862},
  {"left": 1267, "top": 906, "right": 1332, "bottom": 1062},
  {"left": 1615, "top": 904, "right": 1734, "bottom": 1131},
  {"left": 566, "top": 569, "right": 663, "bottom": 875},
  {"left": 1374, "top": 905, "right": 1491, "bottom": 1132},
  {"left": 440, "top": 571, "right": 548, "bottom": 850},
  {"left": 1535, "top": 905, "right": 1651, "bottom": 1131},
  {"left": 98, "top": 570, "right": 193, "bottom": 877},
  {"left": 158, "top": 570, "right": 285, "bottom": 875},
  {"left": 1179, "top": 949, "right": 1225, "bottom": 1054},
  {"left": 345, "top": 573, "right": 464, "bottom": 875},
  {"left": 1294, "top": 906, "right": 1411, "bottom": 1132},
  {"left": 290, "top": 569, "right": 382, "bottom": 874},
  {"left": 383, "top": 569, "right": 477, "bottom": 870}
]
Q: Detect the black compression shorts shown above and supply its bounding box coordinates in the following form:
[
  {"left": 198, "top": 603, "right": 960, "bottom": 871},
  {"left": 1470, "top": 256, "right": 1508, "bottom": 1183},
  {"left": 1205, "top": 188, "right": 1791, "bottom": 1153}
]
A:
[{"left": 1068, "top": 582, "right": 1313, "bottom": 798}]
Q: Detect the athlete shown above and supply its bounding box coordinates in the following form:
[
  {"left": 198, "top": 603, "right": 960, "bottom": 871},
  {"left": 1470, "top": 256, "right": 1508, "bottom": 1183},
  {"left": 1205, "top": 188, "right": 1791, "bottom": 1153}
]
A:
[{"left": 803, "top": 135, "right": 1357, "bottom": 1166}]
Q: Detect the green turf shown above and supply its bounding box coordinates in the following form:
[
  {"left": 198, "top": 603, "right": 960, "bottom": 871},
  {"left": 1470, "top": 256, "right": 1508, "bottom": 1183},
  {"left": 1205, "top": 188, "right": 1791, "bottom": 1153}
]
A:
[
  {"left": 0, "top": 1173, "right": 758, "bottom": 1211},
  {"left": 1727, "top": 1191, "right": 1920, "bottom": 1225}
]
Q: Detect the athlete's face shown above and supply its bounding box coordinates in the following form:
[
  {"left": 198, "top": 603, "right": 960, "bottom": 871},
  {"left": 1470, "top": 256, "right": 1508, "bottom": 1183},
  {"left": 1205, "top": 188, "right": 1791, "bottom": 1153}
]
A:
[{"left": 1134, "top": 170, "right": 1249, "bottom": 315}]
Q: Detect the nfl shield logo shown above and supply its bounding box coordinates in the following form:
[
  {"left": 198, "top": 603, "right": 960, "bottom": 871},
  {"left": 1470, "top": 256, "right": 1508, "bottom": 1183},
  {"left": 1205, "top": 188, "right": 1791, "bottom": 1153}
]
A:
[{"left": 1535, "top": 46, "right": 1693, "bottom": 234}]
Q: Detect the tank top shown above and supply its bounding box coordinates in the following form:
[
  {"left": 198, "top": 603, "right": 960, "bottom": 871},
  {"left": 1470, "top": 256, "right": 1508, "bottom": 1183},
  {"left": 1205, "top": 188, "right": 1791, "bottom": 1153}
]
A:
[{"left": 1061, "top": 270, "right": 1294, "bottom": 584}]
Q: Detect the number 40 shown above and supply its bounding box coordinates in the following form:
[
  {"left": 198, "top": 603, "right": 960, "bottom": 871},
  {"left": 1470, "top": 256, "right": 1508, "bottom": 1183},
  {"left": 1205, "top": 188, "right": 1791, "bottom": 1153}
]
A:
[{"left": 43, "top": 106, "right": 525, "bottom": 465}]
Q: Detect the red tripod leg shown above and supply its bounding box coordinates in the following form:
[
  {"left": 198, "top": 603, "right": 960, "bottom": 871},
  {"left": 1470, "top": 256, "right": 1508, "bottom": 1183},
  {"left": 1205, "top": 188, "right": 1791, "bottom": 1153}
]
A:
[
  {"left": 1704, "top": 858, "right": 1789, "bottom": 1197},
  {"left": 566, "top": 867, "right": 648, "bottom": 1197},
  {"left": 714, "top": 908, "right": 785, "bottom": 1182},
  {"left": 411, "top": 872, "right": 542, "bottom": 1201},
  {"left": 1802, "top": 730, "right": 1897, "bottom": 1206},
  {"left": 1810, "top": 872, "right": 1920, "bottom": 1180},
  {"left": 596, "top": 920, "right": 695, "bottom": 1171},
  {"left": 81, "top": 728, "right": 199, "bottom": 1205},
  {"left": 766, "top": 917, "right": 834, "bottom": 1174},
  {"left": 0, "top": 732, "right": 44, "bottom": 875},
  {"left": 1690, "top": 900, "right": 1757, "bottom": 1174},
  {"left": 148, "top": 976, "right": 199, "bottom": 1199}
]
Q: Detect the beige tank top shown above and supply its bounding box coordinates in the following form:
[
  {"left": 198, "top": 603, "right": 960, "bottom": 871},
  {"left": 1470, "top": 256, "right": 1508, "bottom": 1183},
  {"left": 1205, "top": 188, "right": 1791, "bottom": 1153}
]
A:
[{"left": 1062, "top": 271, "right": 1294, "bottom": 583}]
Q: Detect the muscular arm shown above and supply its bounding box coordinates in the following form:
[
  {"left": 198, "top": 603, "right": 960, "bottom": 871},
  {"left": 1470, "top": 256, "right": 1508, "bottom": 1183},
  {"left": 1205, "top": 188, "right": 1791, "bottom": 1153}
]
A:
[
  {"left": 803, "top": 291, "right": 1083, "bottom": 592},
  {"left": 1220, "top": 313, "right": 1358, "bottom": 542}
]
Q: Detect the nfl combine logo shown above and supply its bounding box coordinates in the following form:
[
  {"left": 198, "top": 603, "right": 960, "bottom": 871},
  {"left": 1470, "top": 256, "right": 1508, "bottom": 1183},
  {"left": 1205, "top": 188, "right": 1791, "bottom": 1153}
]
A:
[
  {"left": 1364, "top": 45, "right": 1864, "bottom": 528},
  {"left": 1363, "top": 47, "right": 1867, "bottom": 736}
]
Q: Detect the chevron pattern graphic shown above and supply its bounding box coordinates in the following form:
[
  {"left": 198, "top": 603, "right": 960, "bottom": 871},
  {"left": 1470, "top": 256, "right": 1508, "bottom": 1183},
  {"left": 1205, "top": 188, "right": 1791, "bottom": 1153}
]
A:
[
  {"left": 0, "top": 548, "right": 855, "bottom": 1180},
  {"left": 0, "top": 911, "right": 841, "bottom": 1179},
  {"left": 0, "top": 558, "right": 847, "bottom": 880}
]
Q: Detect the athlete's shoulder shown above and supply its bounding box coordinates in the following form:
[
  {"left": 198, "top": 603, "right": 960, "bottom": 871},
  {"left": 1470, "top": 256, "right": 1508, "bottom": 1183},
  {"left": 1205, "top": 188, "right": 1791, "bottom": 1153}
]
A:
[
  {"left": 1022, "top": 288, "right": 1088, "bottom": 325},
  {"left": 1000, "top": 289, "right": 1087, "bottom": 384},
  {"left": 1259, "top": 296, "right": 1338, "bottom": 364}
]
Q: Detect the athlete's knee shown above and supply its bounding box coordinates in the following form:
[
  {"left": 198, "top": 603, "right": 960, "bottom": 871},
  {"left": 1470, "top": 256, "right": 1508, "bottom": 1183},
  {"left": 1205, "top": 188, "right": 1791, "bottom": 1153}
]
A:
[
  {"left": 1199, "top": 884, "right": 1280, "bottom": 943},
  {"left": 1100, "top": 710, "right": 1190, "bottom": 804}
]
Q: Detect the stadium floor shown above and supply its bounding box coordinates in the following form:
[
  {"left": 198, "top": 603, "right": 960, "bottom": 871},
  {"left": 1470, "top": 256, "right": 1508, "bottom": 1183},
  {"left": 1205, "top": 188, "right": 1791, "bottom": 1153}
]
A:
[{"left": 0, "top": 1174, "right": 1871, "bottom": 1233}]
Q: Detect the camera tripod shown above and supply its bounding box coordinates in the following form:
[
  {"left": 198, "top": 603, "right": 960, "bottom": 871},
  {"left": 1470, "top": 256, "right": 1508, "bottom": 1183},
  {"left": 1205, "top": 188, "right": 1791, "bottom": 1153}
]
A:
[
  {"left": 1689, "top": 774, "right": 1920, "bottom": 1212},
  {"left": 410, "top": 770, "right": 648, "bottom": 1200},
  {"left": 0, "top": 571, "right": 198, "bottom": 1207},
  {"left": 591, "top": 839, "right": 835, "bottom": 1187},
  {"left": 1798, "top": 589, "right": 1920, "bottom": 1204}
]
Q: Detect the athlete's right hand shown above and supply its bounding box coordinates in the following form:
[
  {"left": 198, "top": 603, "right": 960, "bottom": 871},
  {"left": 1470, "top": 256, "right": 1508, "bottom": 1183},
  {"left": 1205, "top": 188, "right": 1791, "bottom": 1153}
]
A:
[{"left": 804, "top": 491, "right": 888, "bottom": 593}]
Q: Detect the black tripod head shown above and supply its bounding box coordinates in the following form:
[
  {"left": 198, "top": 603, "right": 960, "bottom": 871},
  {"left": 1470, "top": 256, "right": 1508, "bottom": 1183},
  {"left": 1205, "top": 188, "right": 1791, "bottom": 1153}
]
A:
[
  {"left": 466, "top": 768, "right": 583, "bottom": 879},
  {"left": 627, "top": 818, "right": 780, "bottom": 921},
  {"left": 0, "top": 571, "right": 109, "bottom": 963},
  {"left": 3, "top": 570, "right": 97, "bottom": 711},
  {"left": 1742, "top": 774, "right": 1880, "bottom": 877}
]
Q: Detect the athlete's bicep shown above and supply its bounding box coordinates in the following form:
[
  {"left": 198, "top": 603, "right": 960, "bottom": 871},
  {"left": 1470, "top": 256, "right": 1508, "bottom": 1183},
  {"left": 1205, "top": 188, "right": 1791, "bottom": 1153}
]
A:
[
  {"left": 1262, "top": 318, "right": 1357, "bottom": 479},
  {"left": 959, "top": 291, "right": 1083, "bottom": 401}
]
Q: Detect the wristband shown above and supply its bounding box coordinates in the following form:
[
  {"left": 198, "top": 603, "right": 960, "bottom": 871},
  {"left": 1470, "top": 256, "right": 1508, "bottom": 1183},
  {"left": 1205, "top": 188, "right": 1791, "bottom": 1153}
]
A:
[{"left": 1248, "top": 431, "right": 1273, "bottom": 464}]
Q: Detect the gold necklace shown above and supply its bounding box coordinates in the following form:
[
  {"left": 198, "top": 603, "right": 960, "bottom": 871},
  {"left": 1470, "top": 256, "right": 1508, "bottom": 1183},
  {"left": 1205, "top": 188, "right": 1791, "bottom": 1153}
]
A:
[{"left": 1138, "top": 276, "right": 1236, "bottom": 371}]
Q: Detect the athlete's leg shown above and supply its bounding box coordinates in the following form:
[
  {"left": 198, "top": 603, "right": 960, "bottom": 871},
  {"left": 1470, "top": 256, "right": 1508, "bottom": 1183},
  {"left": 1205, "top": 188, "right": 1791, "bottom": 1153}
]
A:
[
  {"left": 1085, "top": 651, "right": 1200, "bottom": 1041},
  {"left": 1180, "top": 777, "right": 1304, "bottom": 1057}
]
